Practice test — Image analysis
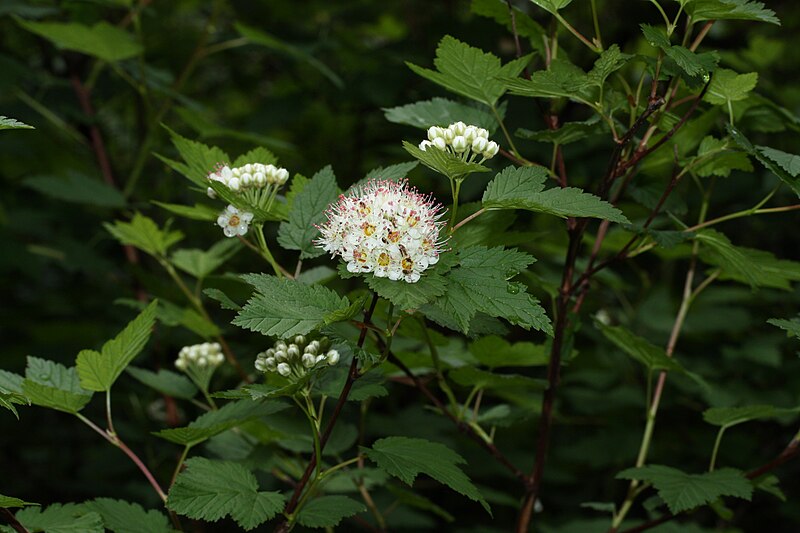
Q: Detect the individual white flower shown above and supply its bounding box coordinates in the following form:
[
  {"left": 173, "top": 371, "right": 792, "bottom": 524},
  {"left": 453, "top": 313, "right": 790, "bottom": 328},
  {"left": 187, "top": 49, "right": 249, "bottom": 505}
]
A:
[
  {"left": 175, "top": 342, "right": 224, "bottom": 389},
  {"left": 315, "top": 179, "right": 447, "bottom": 284},
  {"left": 217, "top": 205, "right": 253, "bottom": 238},
  {"left": 422, "top": 121, "right": 499, "bottom": 162}
]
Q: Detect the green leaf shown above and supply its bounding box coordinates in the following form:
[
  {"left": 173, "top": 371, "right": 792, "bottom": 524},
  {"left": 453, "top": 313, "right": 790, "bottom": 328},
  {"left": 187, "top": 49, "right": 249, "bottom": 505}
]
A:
[
  {"left": 83, "top": 498, "right": 171, "bottom": 533},
  {"left": 384, "top": 98, "right": 500, "bottom": 133},
  {"left": 155, "top": 300, "right": 220, "bottom": 339},
  {"left": 204, "top": 288, "right": 242, "bottom": 311},
  {"left": 703, "top": 404, "right": 800, "bottom": 427},
  {"left": 14, "top": 503, "right": 104, "bottom": 533},
  {"left": 640, "top": 23, "right": 671, "bottom": 48},
  {"left": 362, "top": 253, "right": 457, "bottom": 310},
  {"left": 23, "top": 172, "right": 125, "bottom": 208},
  {"left": 0, "top": 376, "right": 28, "bottom": 419},
  {"left": 768, "top": 316, "right": 800, "bottom": 339},
  {"left": 153, "top": 201, "right": 219, "bottom": 222},
  {"left": 323, "top": 293, "right": 368, "bottom": 325},
  {"left": 471, "top": 0, "right": 546, "bottom": 51},
  {"left": 432, "top": 246, "right": 551, "bottom": 335},
  {"left": 693, "top": 136, "right": 752, "bottom": 178},
  {"left": 14, "top": 18, "right": 142, "bottom": 61},
  {"left": 363, "top": 436, "right": 491, "bottom": 514},
  {"left": 296, "top": 496, "right": 366, "bottom": 528},
  {"left": 0, "top": 116, "right": 34, "bottom": 130},
  {"left": 235, "top": 22, "right": 343, "bottom": 88},
  {"left": 516, "top": 117, "right": 604, "bottom": 145},
  {"left": 76, "top": 301, "right": 158, "bottom": 392},
  {"left": 501, "top": 60, "right": 592, "bottom": 104},
  {"left": 758, "top": 146, "right": 800, "bottom": 178},
  {"left": 155, "top": 399, "right": 285, "bottom": 446},
  {"left": 482, "top": 166, "right": 629, "bottom": 222},
  {"left": 234, "top": 274, "right": 350, "bottom": 338},
  {"left": 0, "top": 495, "right": 37, "bottom": 509},
  {"left": 232, "top": 146, "right": 279, "bottom": 168},
  {"left": 529, "top": 0, "right": 574, "bottom": 14},
  {"left": 171, "top": 239, "right": 240, "bottom": 279},
  {"left": 617, "top": 465, "right": 753, "bottom": 514},
  {"left": 406, "top": 35, "right": 532, "bottom": 106},
  {"left": 126, "top": 366, "right": 198, "bottom": 400},
  {"left": 727, "top": 126, "right": 800, "bottom": 197},
  {"left": 402, "top": 141, "right": 490, "bottom": 181},
  {"left": 469, "top": 335, "right": 548, "bottom": 368},
  {"left": 685, "top": 0, "right": 780, "bottom": 25},
  {"left": 588, "top": 44, "right": 631, "bottom": 87},
  {"left": 105, "top": 213, "right": 183, "bottom": 258},
  {"left": 640, "top": 24, "right": 719, "bottom": 81},
  {"left": 157, "top": 127, "right": 229, "bottom": 187},
  {"left": 22, "top": 357, "right": 93, "bottom": 414},
  {"left": 704, "top": 69, "right": 758, "bottom": 106},
  {"left": 363, "top": 161, "right": 419, "bottom": 182},
  {"left": 277, "top": 165, "right": 339, "bottom": 259},
  {"left": 449, "top": 367, "right": 546, "bottom": 391},
  {"left": 167, "top": 457, "right": 285, "bottom": 530},
  {"left": 597, "top": 323, "right": 684, "bottom": 372}
]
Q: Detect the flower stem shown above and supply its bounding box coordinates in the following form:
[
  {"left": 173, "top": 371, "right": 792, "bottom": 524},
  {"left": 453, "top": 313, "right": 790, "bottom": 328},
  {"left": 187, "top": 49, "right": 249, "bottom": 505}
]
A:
[
  {"left": 708, "top": 427, "right": 727, "bottom": 472},
  {"left": 449, "top": 179, "right": 462, "bottom": 228}
]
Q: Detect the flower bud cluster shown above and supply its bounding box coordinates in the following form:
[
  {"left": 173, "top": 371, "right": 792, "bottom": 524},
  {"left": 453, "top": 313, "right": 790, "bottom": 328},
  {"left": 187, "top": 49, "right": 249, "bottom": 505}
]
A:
[
  {"left": 175, "top": 342, "right": 225, "bottom": 390},
  {"left": 418, "top": 122, "right": 499, "bottom": 160},
  {"left": 208, "top": 163, "right": 290, "bottom": 194},
  {"left": 315, "top": 179, "right": 446, "bottom": 283},
  {"left": 255, "top": 335, "right": 340, "bottom": 379}
]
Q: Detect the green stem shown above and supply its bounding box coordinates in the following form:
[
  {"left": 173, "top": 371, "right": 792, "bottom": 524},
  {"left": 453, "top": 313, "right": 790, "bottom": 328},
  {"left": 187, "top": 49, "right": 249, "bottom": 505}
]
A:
[
  {"left": 449, "top": 179, "right": 462, "bottom": 228},
  {"left": 320, "top": 456, "right": 361, "bottom": 479},
  {"left": 590, "top": 0, "right": 603, "bottom": 49},
  {"left": 553, "top": 11, "right": 601, "bottom": 53},
  {"left": 709, "top": 426, "right": 727, "bottom": 471},
  {"left": 419, "top": 318, "right": 459, "bottom": 411},
  {"left": 490, "top": 105, "right": 524, "bottom": 160},
  {"left": 105, "top": 390, "right": 116, "bottom": 436},
  {"left": 649, "top": 0, "right": 672, "bottom": 30},
  {"left": 254, "top": 224, "right": 286, "bottom": 278},
  {"left": 170, "top": 445, "right": 192, "bottom": 488}
]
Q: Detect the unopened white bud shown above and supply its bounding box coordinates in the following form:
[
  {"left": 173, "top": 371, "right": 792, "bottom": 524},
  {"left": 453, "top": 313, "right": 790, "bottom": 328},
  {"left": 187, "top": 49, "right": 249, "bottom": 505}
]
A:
[
  {"left": 274, "top": 350, "right": 287, "bottom": 362},
  {"left": 443, "top": 128, "right": 455, "bottom": 142},
  {"left": 276, "top": 168, "right": 289, "bottom": 184},
  {"left": 196, "top": 357, "right": 207, "bottom": 368},
  {"left": 432, "top": 137, "right": 447, "bottom": 151},
  {"left": 287, "top": 345, "right": 300, "bottom": 359},
  {"left": 451, "top": 121, "right": 466, "bottom": 136},
  {"left": 326, "top": 349, "right": 340, "bottom": 365},
  {"left": 244, "top": 164, "right": 253, "bottom": 173},
  {"left": 472, "top": 137, "right": 487, "bottom": 154},
  {"left": 452, "top": 136, "right": 467, "bottom": 153},
  {"left": 255, "top": 359, "right": 266, "bottom": 372},
  {"left": 464, "top": 126, "right": 477, "bottom": 142},
  {"left": 207, "top": 187, "right": 217, "bottom": 199},
  {"left": 277, "top": 362, "right": 291, "bottom": 377},
  {"left": 276, "top": 341, "right": 287, "bottom": 352},
  {"left": 302, "top": 353, "right": 315, "bottom": 368},
  {"left": 294, "top": 335, "right": 306, "bottom": 346},
  {"left": 419, "top": 140, "right": 432, "bottom": 151},
  {"left": 477, "top": 128, "right": 489, "bottom": 139},
  {"left": 265, "top": 357, "right": 277, "bottom": 370},
  {"left": 484, "top": 141, "right": 499, "bottom": 158},
  {"left": 315, "top": 354, "right": 326, "bottom": 364},
  {"left": 175, "top": 359, "right": 187, "bottom": 371},
  {"left": 427, "top": 126, "right": 443, "bottom": 141},
  {"left": 228, "top": 177, "right": 241, "bottom": 191}
]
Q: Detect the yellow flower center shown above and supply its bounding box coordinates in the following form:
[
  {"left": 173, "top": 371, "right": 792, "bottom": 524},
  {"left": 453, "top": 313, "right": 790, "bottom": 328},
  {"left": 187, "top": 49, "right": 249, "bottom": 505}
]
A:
[
  {"left": 378, "top": 252, "right": 391, "bottom": 267},
  {"left": 363, "top": 223, "right": 376, "bottom": 236},
  {"left": 229, "top": 215, "right": 240, "bottom": 226},
  {"left": 401, "top": 258, "right": 414, "bottom": 272}
]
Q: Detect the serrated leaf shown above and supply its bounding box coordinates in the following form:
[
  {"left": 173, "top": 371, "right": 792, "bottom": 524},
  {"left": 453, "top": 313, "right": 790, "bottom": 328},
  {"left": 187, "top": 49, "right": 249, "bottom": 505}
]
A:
[
  {"left": 14, "top": 503, "right": 104, "bottom": 533},
  {"left": 171, "top": 239, "right": 240, "bottom": 279},
  {"left": 471, "top": 0, "right": 545, "bottom": 51},
  {"left": 384, "top": 98, "right": 500, "bottom": 132},
  {"left": 277, "top": 165, "right": 339, "bottom": 258},
  {"left": 15, "top": 18, "right": 142, "bottom": 61},
  {"left": 155, "top": 398, "right": 285, "bottom": 446},
  {"left": 469, "top": 335, "right": 548, "bottom": 367},
  {"left": 482, "top": 166, "right": 629, "bottom": 222},
  {"left": 640, "top": 23, "right": 671, "bottom": 49},
  {"left": 432, "top": 246, "right": 551, "bottom": 335},
  {"left": 685, "top": 0, "right": 780, "bottom": 25},
  {"left": 126, "top": 366, "right": 198, "bottom": 400},
  {"left": 323, "top": 293, "right": 368, "bottom": 325},
  {"left": 167, "top": 457, "right": 285, "bottom": 530},
  {"left": 22, "top": 357, "right": 92, "bottom": 414},
  {"left": 234, "top": 274, "right": 350, "bottom": 338},
  {"left": 617, "top": 465, "right": 753, "bottom": 514},
  {"left": 407, "top": 35, "right": 532, "bottom": 106},
  {"left": 203, "top": 288, "right": 242, "bottom": 311},
  {"left": 363, "top": 436, "right": 490, "bottom": 514},
  {"left": 703, "top": 404, "right": 800, "bottom": 427},
  {"left": 501, "top": 60, "right": 593, "bottom": 104},
  {"left": 23, "top": 172, "right": 125, "bottom": 208},
  {"left": 768, "top": 316, "right": 800, "bottom": 339},
  {"left": 727, "top": 126, "right": 800, "bottom": 197},
  {"left": 598, "top": 323, "right": 684, "bottom": 372},
  {"left": 0, "top": 495, "right": 37, "bottom": 509},
  {"left": 758, "top": 146, "right": 800, "bottom": 177},
  {"left": 693, "top": 136, "right": 752, "bottom": 177},
  {"left": 157, "top": 126, "right": 229, "bottom": 188},
  {"left": 296, "top": 495, "right": 366, "bottom": 528},
  {"left": 362, "top": 252, "right": 458, "bottom": 310},
  {"left": 363, "top": 161, "right": 419, "bottom": 182},
  {"left": 83, "top": 498, "right": 171, "bottom": 533},
  {"left": 402, "top": 141, "right": 490, "bottom": 181},
  {"left": 105, "top": 213, "right": 183, "bottom": 258},
  {"left": 232, "top": 146, "right": 279, "bottom": 168},
  {"left": 76, "top": 301, "right": 158, "bottom": 392},
  {"left": 588, "top": 44, "right": 631, "bottom": 87},
  {"left": 0, "top": 116, "right": 34, "bottom": 130},
  {"left": 704, "top": 69, "right": 758, "bottom": 106}
]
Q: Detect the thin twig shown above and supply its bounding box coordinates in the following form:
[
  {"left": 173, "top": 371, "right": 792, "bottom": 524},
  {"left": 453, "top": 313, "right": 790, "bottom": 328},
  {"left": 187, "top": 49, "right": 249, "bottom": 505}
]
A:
[{"left": 0, "top": 509, "right": 30, "bottom": 533}]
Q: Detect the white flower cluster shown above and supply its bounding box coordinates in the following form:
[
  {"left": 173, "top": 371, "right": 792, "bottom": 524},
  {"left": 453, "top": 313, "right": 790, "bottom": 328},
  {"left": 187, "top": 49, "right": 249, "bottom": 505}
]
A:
[
  {"left": 255, "top": 336, "right": 340, "bottom": 378},
  {"left": 315, "top": 179, "right": 446, "bottom": 283},
  {"left": 419, "top": 122, "right": 499, "bottom": 160},
  {"left": 207, "top": 163, "right": 289, "bottom": 195},
  {"left": 175, "top": 342, "right": 225, "bottom": 390},
  {"left": 217, "top": 205, "right": 254, "bottom": 238}
]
